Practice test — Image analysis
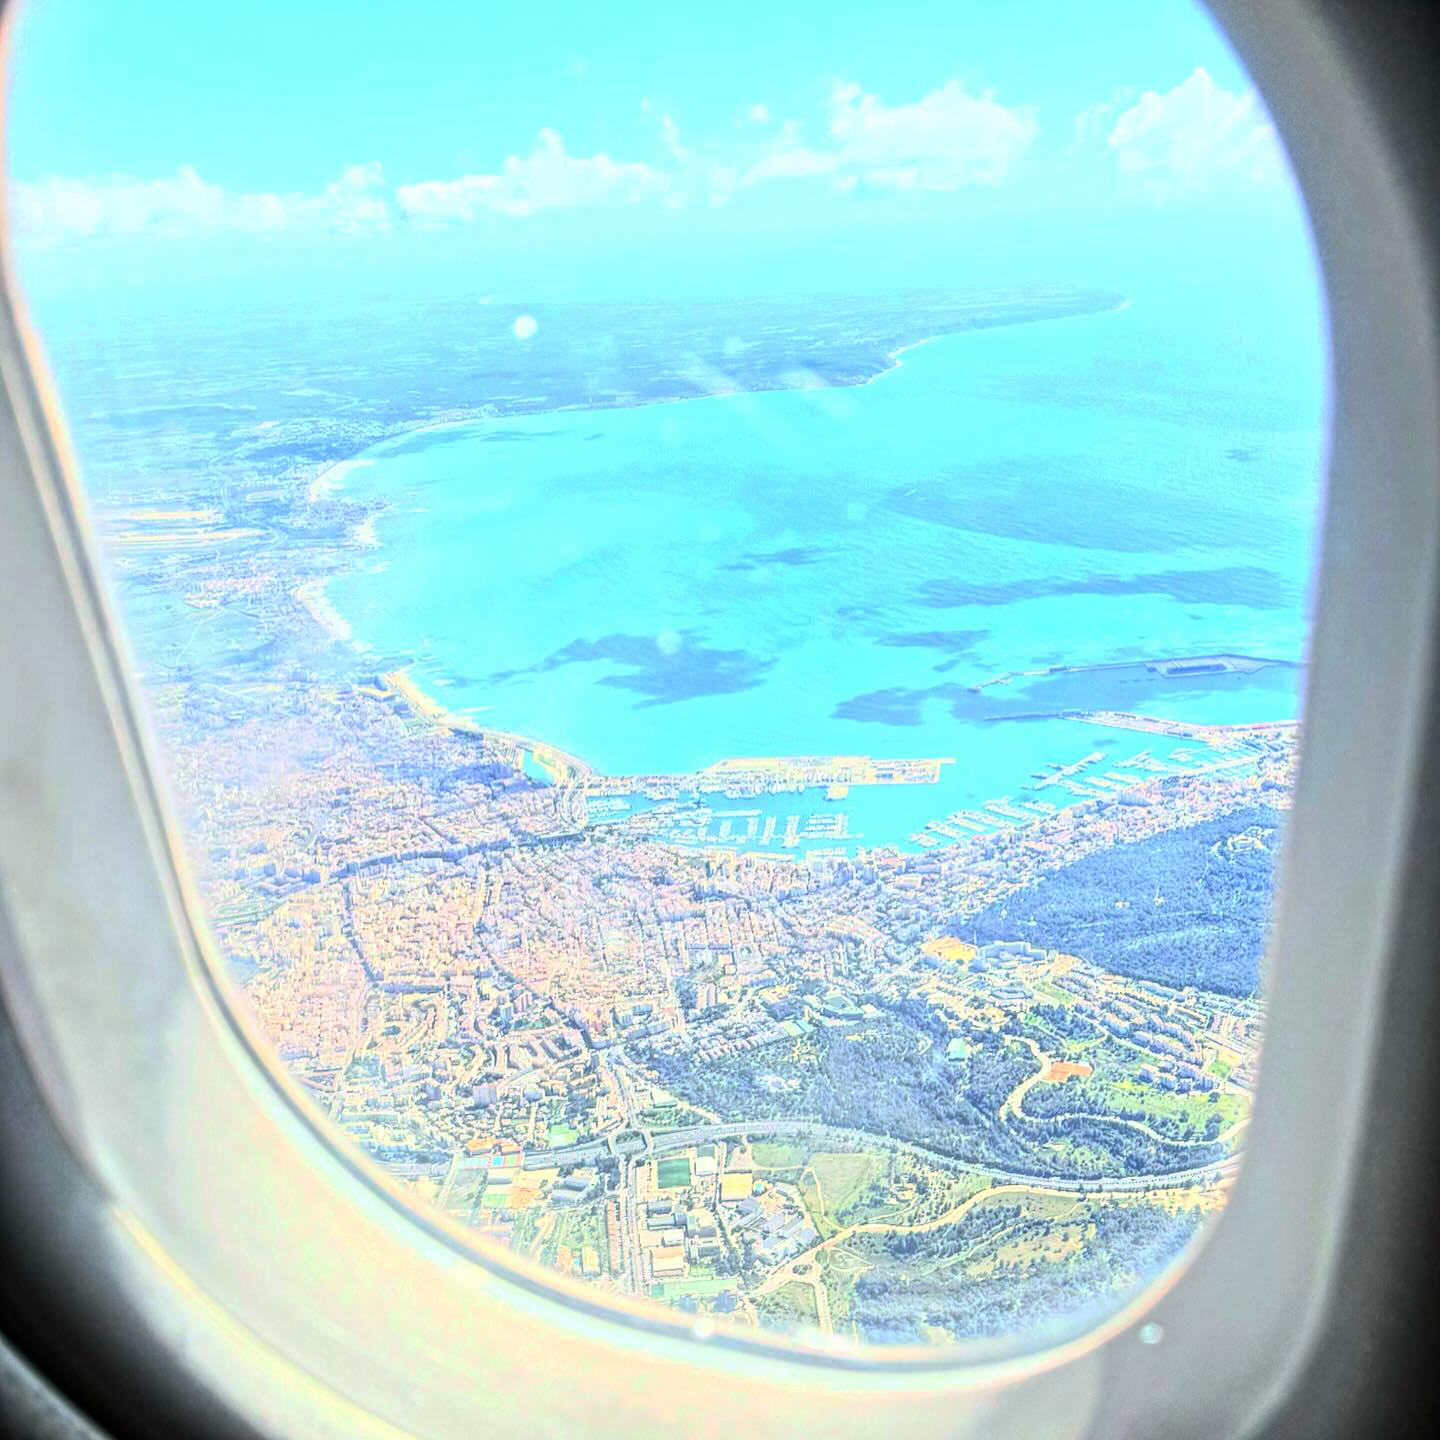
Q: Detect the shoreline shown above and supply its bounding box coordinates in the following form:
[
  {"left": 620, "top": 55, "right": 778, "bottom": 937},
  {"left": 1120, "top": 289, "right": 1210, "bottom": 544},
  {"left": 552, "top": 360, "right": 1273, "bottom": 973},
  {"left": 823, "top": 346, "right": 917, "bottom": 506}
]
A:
[
  {"left": 382, "top": 666, "right": 483, "bottom": 736},
  {"left": 302, "top": 292, "right": 1131, "bottom": 511},
  {"left": 380, "top": 665, "right": 596, "bottom": 783},
  {"left": 371, "top": 653, "right": 1277, "bottom": 863},
  {"left": 291, "top": 290, "right": 1176, "bottom": 850},
  {"left": 294, "top": 578, "right": 353, "bottom": 644},
  {"left": 294, "top": 295, "right": 1134, "bottom": 662},
  {"left": 306, "top": 454, "right": 378, "bottom": 505},
  {"left": 857, "top": 334, "right": 942, "bottom": 388},
  {"left": 294, "top": 293, "right": 1135, "bottom": 699}
]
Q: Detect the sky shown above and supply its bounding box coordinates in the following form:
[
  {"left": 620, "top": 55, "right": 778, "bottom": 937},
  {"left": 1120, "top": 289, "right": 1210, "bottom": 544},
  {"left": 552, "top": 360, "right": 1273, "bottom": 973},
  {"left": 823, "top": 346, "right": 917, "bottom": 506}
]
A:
[{"left": 1, "top": 0, "right": 1319, "bottom": 305}]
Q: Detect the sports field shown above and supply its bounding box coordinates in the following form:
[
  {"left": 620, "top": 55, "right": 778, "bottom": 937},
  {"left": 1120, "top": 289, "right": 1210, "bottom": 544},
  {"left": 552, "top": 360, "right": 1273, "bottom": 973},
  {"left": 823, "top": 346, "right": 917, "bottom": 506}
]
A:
[{"left": 657, "top": 1157, "right": 692, "bottom": 1189}]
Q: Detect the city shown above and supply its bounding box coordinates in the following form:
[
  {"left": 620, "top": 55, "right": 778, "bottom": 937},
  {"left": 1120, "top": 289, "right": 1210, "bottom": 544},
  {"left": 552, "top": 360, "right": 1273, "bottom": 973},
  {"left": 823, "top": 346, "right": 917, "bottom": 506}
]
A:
[
  {"left": 39, "top": 285, "right": 1305, "bottom": 1351},
  {"left": 157, "top": 635, "right": 1283, "bottom": 1345}
]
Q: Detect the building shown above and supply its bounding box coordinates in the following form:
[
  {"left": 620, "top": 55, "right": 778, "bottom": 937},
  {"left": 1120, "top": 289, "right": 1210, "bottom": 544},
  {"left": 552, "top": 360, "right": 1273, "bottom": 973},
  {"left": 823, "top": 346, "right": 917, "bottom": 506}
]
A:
[
  {"left": 466, "top": 1137, "right": 522, "bottom": 1168},
  {"left": 650, "top": 1246, "right": 686, "bottom": 1279},
  {"left": 719, "top": 1172, "right": 754, "bottom": 1204},
  {"left": 978, "top": 940, "right": 1046, "bottom": 964}
]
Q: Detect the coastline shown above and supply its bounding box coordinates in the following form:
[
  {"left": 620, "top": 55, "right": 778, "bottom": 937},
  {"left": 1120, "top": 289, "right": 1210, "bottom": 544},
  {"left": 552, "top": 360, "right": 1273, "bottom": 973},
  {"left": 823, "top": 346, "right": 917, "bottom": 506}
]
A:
[
  {"left": 859, "top": 334, "right": 941, "bottom": 388},
  {"left": 295, "top": 296, "right": 1135, "bottom": 661},
  {"left": 862, "top": 292, "right": 1129, "bottom": 388},
  {"left": 382, "top": 666, "right": 483, "bottom": 736},
  {"left": 306, "top": 454, "right": 378, "bottom": 505},
  {"left": 294, "top": 578, "right": 353, "bottom": 644},
  {"left": 381, "top": 664, "right": 596, "bottom": 784},
  {"left": 370, "top": 658, "right": 1278, "bottom": 860},
  {"left": 302, "top": 293, "right": 1131, "bottom": 511},
  {"left": 293, "top": 294, "right": 1136, "bottom": 713},
  {"left": 292, "top": 291, "right": 1148, "bottom": 829}
]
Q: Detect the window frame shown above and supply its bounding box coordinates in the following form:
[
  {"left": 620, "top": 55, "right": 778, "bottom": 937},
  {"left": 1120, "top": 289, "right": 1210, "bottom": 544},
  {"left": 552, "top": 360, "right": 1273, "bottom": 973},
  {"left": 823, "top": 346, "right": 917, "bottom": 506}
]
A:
[{"left": 1, "top": 0, "right": 1438, "bottom": 1435}]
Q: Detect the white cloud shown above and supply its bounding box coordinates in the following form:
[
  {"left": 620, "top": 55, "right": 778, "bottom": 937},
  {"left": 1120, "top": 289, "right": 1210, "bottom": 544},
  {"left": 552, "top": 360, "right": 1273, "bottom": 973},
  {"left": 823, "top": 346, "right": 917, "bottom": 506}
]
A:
[
  {"left": 1069, "top": 93, "right": 1131, "bottom": 155},
  {"left": 9, "top": 162, "right": 391, "bottom": 245},
  {"left": 747, "top": 145, "right": 837, "bottom": 181},
  {"left": 395, "top": 128, "right": 664, "bottom": 223},
  {"left": 315, "top": 161, "right": 392, "bottom": 232},
  {"left": 10, "top": 75, "right": 1050, "bottom": 246},
  {"left": 392, "top": 173, "right": 503, "bottom": 224},
  {"left": 1105, "top": 68, "right": 1284, "bottom": 197},
  {"left": 705, "top": 164, "right": 740, "bottom": 209},
  {"left": 12, "top": 166, "right": 227, "bottom": 241},
  {"left": 747, "top": 78, "right": 1035, "bottom": 192},
  {"left": 657, "top": 113, "right": 687, "bottom": 161},
  {"left": 830, "top": 80, "right": 1037, "bottom": 187},
  {"left": 640, "top": 97, "right": 687, "bottom": 159}
]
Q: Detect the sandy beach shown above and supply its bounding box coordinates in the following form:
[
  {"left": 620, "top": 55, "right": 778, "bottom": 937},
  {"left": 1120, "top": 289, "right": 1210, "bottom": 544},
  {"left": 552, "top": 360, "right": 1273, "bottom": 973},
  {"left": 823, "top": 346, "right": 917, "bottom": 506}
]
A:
[
  {"left": 294, "top": 578, "right": 353, "bottom": 643},
  {"left": 306, "top": 455, "right": 377, "bottom": 504}
]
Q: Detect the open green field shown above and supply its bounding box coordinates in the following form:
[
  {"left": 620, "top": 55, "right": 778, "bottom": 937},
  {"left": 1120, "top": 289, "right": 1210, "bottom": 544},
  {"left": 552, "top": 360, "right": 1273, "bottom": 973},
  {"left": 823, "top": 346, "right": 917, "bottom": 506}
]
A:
[
  {"left": 897, "top": 1167, "right": 991, "bottom": 1222},
  {"left": 640, "top": 1103, "right": 712, "bottom": 1131},
  {"left": 1051, "top": 1141, "right": 1123, "bottom": 1175},
  {"left": 510, "top": 1208, "right": 541, "bottom": 1249},
  {"left": 1032, "top": 980, "right": 1077, "bottom": 1005},
  {"left": 751, "top": 1140, "right": 809, "bottom": 1171},
  {"left": 214, "top": 898, "right": 275, "bottom": 926},
  {"left": 755, "top": 1280, "right": 820, "bottom": 1330},
  {"left": 649, "top": 1274, "right": 736, "bottom": 1301},
  {"left": 817, "top": 1245, "right": 867, "bottom": 1334},
  {"left": 822, "top": 1187, "right": 1215, "bottom": 1343},
  {"left": 442, "top": 1169, "right": 489, "bottom": 1223},
  {"left": 1033, "top": 1072, "right": 1246, "bottom": 1141},
  {"left": 540, "top": 1205, "right": 605, "bottom": 1269},
  {"left": 754, "top": 1143, "right": 987, "bottom": 1237},
  {"left": 806, "top": 1151, "right": 884, "bottom": 1222},
  {"left": 657, "top": 1157, "right": 692, "bottom": 1189},
  {"left": 1014, "top": 1005, "right": 1104, "bottom": 1056},
  {"left": 843, "top": 1190, "right": 1086, "bottom": 1289},
  {"left": 1015, "top": 1034, "right": 1250, "bottom": 1142}
]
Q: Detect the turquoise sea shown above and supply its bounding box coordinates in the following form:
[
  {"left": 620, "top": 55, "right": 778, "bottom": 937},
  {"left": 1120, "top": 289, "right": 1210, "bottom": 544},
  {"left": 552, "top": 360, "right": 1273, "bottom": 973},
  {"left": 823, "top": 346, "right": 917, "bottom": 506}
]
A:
[{"left": 326, "top": 281, "right": 1328, "bottom": 854}]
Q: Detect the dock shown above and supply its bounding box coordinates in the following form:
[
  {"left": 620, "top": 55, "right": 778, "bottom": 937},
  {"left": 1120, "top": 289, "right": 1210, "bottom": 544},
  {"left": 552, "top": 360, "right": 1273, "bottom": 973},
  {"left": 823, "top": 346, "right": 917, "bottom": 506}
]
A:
[{"left": 585, "top": 753, "right": 954, "bottom": 800}]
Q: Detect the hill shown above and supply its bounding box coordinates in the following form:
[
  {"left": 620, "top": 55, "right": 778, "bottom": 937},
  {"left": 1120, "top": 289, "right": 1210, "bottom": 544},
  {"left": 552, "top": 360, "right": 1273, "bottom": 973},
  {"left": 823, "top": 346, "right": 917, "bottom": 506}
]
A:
[{"left": 948, "top": 804, "right": 1283, "bottom": 996}]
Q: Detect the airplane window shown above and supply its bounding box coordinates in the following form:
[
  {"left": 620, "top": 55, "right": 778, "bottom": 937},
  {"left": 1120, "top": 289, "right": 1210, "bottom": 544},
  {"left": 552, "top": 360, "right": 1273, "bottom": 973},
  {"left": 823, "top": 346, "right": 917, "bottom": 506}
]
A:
[{"left": 3, "top": 0, "right": 1326, "bottom": 1354}]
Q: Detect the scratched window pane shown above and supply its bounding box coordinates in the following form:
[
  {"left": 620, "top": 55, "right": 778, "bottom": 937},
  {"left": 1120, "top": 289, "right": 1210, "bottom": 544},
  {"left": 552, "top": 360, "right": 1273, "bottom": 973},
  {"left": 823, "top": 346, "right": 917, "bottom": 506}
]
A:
[{"left": 7, "top": 0, "right": 1325, "bottom": 1350}]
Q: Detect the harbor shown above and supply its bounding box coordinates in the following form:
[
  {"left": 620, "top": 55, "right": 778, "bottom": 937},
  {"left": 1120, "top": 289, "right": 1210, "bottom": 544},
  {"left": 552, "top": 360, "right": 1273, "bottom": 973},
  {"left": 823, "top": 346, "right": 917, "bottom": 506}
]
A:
[
  {"left": 376, "top": 657, "right": 1296, "bottom": 860},
  {"left": 581, "top": 718, "right": 1293, "bottom": 859}
]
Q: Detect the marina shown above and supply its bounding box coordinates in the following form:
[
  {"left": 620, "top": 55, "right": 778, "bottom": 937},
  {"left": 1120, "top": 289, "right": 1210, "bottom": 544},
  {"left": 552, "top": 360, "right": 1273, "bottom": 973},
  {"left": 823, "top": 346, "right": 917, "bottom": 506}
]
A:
[{"left": 376, "top": 648, "right": 1293, "bottom": 860}]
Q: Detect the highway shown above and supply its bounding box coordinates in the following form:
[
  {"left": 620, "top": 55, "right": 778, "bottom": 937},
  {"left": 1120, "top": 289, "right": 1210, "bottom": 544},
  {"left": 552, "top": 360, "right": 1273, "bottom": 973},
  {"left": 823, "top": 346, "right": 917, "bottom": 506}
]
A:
[{"left": 524, "top": 1115, "right": 1241, "bottom": 1194}]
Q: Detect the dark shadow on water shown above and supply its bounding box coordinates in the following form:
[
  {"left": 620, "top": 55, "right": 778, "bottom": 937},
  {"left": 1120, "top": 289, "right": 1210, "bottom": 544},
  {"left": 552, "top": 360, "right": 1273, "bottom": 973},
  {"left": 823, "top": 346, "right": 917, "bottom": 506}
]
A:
[
  {"left": 721, "top": 545, "right": 831, "bottom": 573},
  {"left": 875, "top": 628, "right": 991, "bottom": 674},
  {"left": 834, "top": 660, "right": 1302, "bottom": 728},
  {"left": 490, "top": 630, "right": 775, "bottom": 708},
  {"left": 916, "top": 564, "right": 1299, "bottom": 612}
]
